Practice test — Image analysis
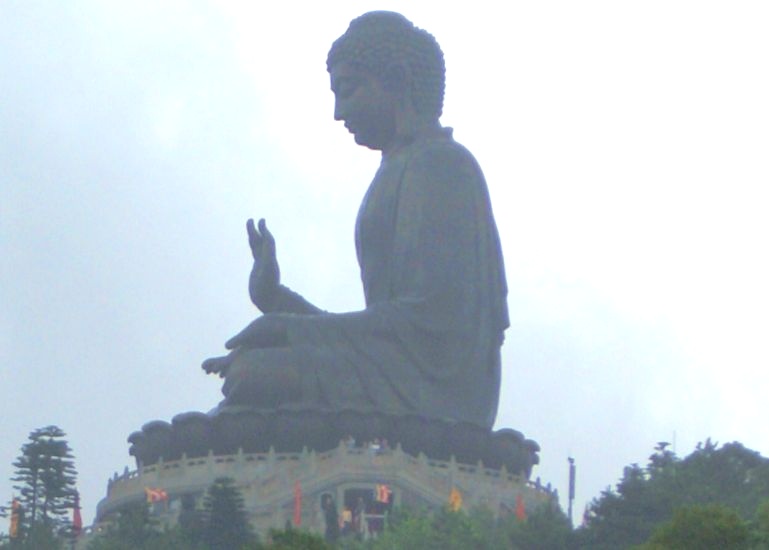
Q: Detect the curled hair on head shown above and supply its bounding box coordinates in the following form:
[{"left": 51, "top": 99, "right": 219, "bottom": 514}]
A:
[{"left": 327, "top": 11, "right": 446, "bottom": 121}]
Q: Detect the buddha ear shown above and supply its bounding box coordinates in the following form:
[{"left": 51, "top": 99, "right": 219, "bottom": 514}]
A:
[{"left": 382, "top": 63, "right": 411, "bottom": 100}]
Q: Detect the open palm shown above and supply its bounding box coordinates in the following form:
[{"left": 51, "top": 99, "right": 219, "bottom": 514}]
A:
[{"left": 247, "top": 218, "right": 280, "bottom": 312}]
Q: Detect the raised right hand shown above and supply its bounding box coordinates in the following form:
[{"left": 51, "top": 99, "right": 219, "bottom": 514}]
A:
[{"left": 247, "top": 218, "right": 280, "bottom": 312}]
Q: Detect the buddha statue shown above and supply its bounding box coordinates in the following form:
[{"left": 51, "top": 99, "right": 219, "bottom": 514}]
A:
[{"left": 202, "top": 11, "right": 509, "bottom": 432}]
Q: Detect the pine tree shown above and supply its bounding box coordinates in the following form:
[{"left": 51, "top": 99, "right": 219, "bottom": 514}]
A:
[
  {"left": 11, "top": 426, "right": 78, "bottom": 540},
  {"left": 201, "top": 477, "right": 255, "bottom": 550}
]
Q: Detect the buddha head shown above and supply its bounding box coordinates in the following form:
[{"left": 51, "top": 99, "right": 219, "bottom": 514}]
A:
[{"left": 327, "top": 11, "right": 446, "bottom": 151}]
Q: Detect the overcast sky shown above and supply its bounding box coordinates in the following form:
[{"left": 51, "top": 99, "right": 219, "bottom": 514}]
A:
[{"left": 2, "top": 0, "right": 768, "bottom": 528}]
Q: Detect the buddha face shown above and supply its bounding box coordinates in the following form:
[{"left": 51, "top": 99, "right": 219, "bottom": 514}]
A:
[{"left": 330, "top": 62, "right": 398, "bottom": 151}]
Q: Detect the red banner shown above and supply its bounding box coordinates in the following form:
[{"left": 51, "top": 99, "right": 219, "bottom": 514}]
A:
[
  {"left": 515, "top": 494, "right": 527, "bottom": 521},
  {"left": 73, "top": 492, "right": 83, "bottom": 536},
  {"left": 293, "top": 480, "right": 302, "bottom": 527}
]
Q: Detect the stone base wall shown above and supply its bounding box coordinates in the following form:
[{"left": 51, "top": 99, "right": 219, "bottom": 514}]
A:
[{"left": 93, "top": 441, "right": 555, "bottom": 542}]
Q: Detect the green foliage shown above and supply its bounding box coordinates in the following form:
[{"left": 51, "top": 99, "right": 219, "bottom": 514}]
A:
[
  {"left": 577, "top": 440, "right": 769, "bottom": 549},
  {"left": 255, "top": 525, "right": 333, "bottom": 549},
  {"left": 10, "top": 425, "right": 78, "bottom": 545},
  {"left": 88, "top": 502, "right": 159, "bottom": 550},
  {"left": 748, "top": 500, "right": 769, "bottom": 549},
  {"left": 87, "top": 501, "right": 210, "bottom": 550},
  {"left": 0, "top": 522, "right": 63, "bottom": 549},
  {"left": 14, "top": 521, "right": 64, "bottom": 549},
  {"left": 504, "top": 503, "right": 575, "bottom": 549},
  {"left": 367, "top": 507, "right": 501, "bottom": 549},
  {"left": 87, "top": 478, "right": 258, "bottom": 550},
  {"left": 200, "top": 477, "right": 256, "bottom": 550},
  {"left": 754, "top": 500, "right": 769, "bottom": 534},
  {"left": 641, "top": 504, "right": 749, "bottom": 550},
  {"left": 334, "top": 504, "right": 573, "bottom": 550}
]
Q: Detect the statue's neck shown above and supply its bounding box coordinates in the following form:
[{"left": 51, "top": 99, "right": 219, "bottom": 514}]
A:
[{"left": 382, "top": 120, "right": 444, "bottom": 158}]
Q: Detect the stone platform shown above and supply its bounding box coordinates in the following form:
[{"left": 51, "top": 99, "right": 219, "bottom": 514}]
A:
[{"left": 96, "top": 440, "right": 555, "bottom": 539}]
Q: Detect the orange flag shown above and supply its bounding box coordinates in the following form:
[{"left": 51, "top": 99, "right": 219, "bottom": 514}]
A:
[
  {"left": 375, "top": 484, "right": 391, "bottom": 504},
  {"left": 9, "top": 498, "right": 20, "bottom": 539},
  {"left": 449, "top": 487, "right": 462, "bottom": 512},
  {"left": 144, "top": 487, "right": 168, "bottom": 503}
]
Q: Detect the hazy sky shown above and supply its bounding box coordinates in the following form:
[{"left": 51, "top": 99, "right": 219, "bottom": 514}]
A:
[{"left": 2, "top": 0, "right": 768, "bottom": 528}]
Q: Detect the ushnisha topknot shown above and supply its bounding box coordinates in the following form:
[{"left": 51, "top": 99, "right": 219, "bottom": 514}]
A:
[{"left": 327, "top": 11, "right": 446, "bottom": 121}]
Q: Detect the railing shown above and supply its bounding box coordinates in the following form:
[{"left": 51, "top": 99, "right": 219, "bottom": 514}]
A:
[{"left": 105, "top": 440, "right": 556, "bottom": 500}]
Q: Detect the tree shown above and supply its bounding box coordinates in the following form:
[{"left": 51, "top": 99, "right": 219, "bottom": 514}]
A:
[
  {"left": 748, "top": 499, "right": 769, "bottom": 549},
  {"left": 363, "top": 507, "right": 497, "bottom": 549},
  {"left": 200, "top": 477, "right": 256, "bottom": 550},
  {"left": 11, "top": 426, "right": 78, "bottom": 543},
  {"left": 258, "top": 525, "right": 332, "bottom": 549},
  {"left": 504, "top": 503, "right": 575, "bottom": 549},
  {"left": 87, "top": 502, "right": 208, "bottom": 550},
  {"left": 19, "top": 521, "right": 65, "bottom": 549},
  {"left": 577, "top": 440, "right": 769, "bottom": 549},
  {"left": 88, "top": 502, "right": 158, "bottom": 550},
  {"left": 350, "top": 505, "right": 574, "bottom": 550},
  {"left": 641, "top": 504, "right": 750, "bottom": 549},
  {"left": 88, "top": 479, "right": 255, "bottom": 550}
]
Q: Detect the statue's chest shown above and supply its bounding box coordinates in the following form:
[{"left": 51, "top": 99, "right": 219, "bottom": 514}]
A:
[{"left": 355, "top": 156, "right": 409, "bottom": 288}]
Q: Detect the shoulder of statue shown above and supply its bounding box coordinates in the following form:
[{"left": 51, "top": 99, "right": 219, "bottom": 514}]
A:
[{"left": 404, "top": 128, "right": 483, "bottom": 180}]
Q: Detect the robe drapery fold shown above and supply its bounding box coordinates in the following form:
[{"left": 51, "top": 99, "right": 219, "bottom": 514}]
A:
[
  {"left": 280, "top": 128, "right": 509, "bottom": 429},
  {"left": 221, "top": 129, "right": 508, "bottom": 430}
]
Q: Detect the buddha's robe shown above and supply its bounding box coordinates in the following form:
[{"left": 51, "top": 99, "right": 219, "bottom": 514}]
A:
[{"left": 223, "top": 128, "right": 509, "bottom": 430}]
